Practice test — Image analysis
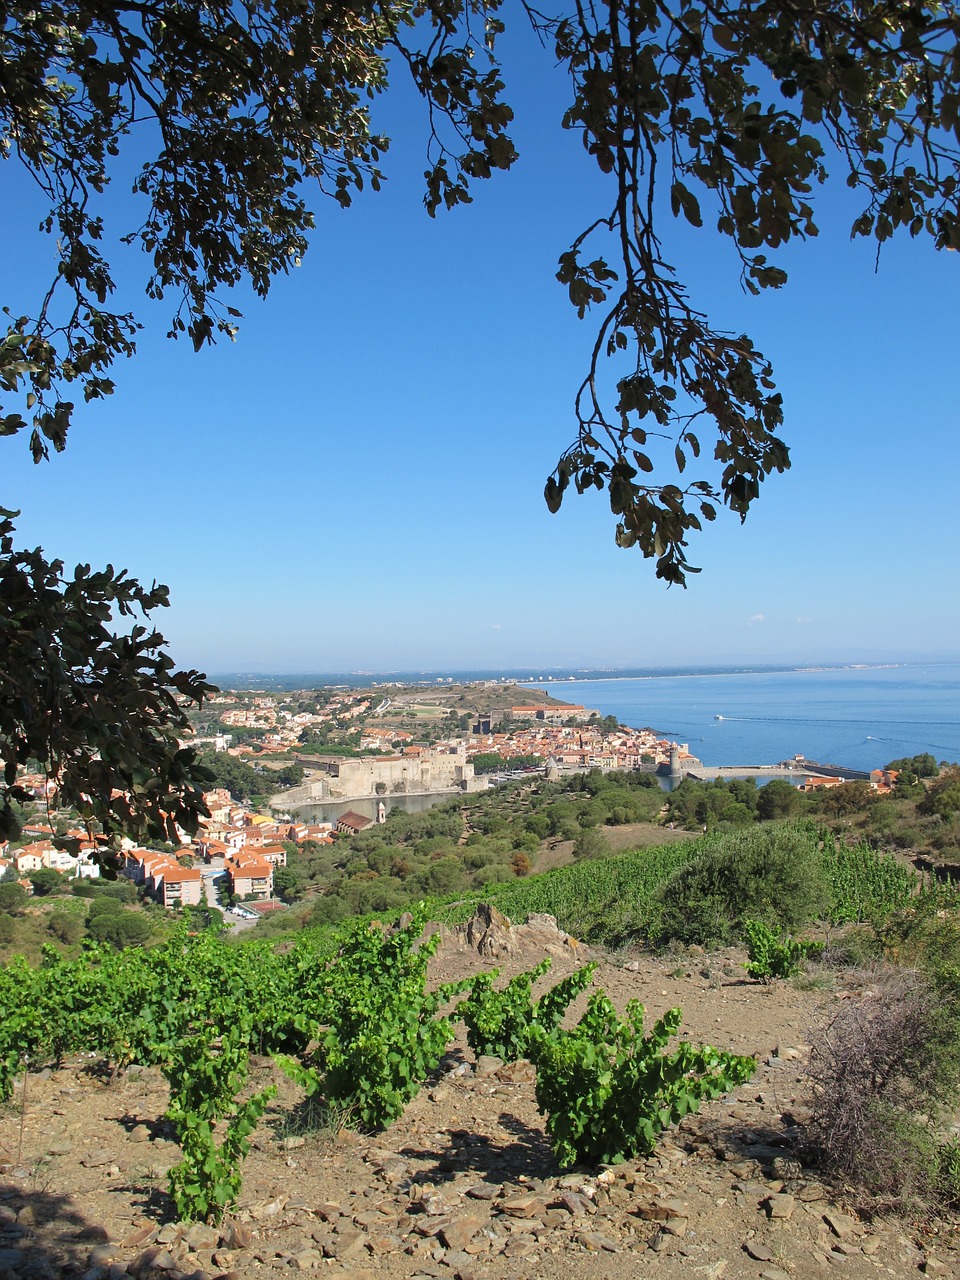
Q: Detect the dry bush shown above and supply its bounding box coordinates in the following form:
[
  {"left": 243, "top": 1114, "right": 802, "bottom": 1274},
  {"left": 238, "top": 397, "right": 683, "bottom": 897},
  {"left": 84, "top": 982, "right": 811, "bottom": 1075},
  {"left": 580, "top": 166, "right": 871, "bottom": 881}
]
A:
[
  {"left": 819, "top": 926, "right": 881, "bottom": 971},
  {"left": 805, "top": 965, "right": 948, "bottom": 1200}
]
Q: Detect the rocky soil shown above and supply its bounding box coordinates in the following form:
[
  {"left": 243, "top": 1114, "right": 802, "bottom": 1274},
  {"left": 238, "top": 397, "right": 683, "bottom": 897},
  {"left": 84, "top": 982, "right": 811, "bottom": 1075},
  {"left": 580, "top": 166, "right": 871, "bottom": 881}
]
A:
[{"left": 1, "top": 912, "right": 957, "bottom": 1280}]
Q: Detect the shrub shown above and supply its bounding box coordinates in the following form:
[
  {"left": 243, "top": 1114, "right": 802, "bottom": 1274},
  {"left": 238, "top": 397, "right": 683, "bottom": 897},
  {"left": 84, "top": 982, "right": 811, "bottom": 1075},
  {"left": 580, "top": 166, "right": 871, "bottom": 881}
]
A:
[
  {"left": 92, "top": 879, "right": 138, "bottom": 902},
  {"left": 805, "top": 963, "right": 960, "bottom": 1202},
  {"left": 880, "top": 901, "right": 960, "bottom": 975},
  {"left": 415, "top": 856, "right": 468, "bottom": 897},
  {"left": 820, "top": 926, "right": 881, "bottom": 970},
  {"left": 920, "top": 767, "right": 960, "bottom": 819},
  {"left": 48, "top": 912, "right": 83, "bottom": 945},
  {"left": 474, "top": 863, "right": 514, "bottom": 887},
  {"left": 0, "top": 882, "right": 28, "bottom": 914},
  {"left": 573, "top": 827, "right": 609, "bottom": 861},
  {"left": 937, "top": 1138, "right": 960, "bottom": 1206},
  {"left": 532, "top": 992, "right": 755, "bottom": 1168},
  {"left": 459, "top": 959, "right": 597, "bottom": 1062},
  {"left": 28, "top": 868, "right": 65, "bottom": 897},
  {"left": 308, "top": 895, "right": 348, "bottom": 927},
  {"left": 86, "top": 894, "right": 124, "bottom": 919},
  {"left": 885, "top": 753, "right": 939, "bottom": 780},
  {"left": 86, "top": 908, "right": 153, "bottom": 948},
  {"left": 741, "top": 919, "right": 823, "bottom": 983},
  {"left": 814, "top": 781, "right": 876, "bottom": 816},
  {"left": 756, "top": 779, "right": 802, "bottom": 821},
  {"left": 656, "top": 825, "right": 829, "bottom": 946}
]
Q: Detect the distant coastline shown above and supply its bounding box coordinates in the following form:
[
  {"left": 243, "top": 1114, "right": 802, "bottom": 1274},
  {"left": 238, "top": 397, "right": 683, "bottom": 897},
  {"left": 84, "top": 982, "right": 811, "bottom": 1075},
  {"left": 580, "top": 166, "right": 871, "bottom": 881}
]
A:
[
  {"left": 208, "top": 659, "right": 948, "bottom": 691},
  {"left": 518, "top": 662, "right": 911, "bottom": 685}
]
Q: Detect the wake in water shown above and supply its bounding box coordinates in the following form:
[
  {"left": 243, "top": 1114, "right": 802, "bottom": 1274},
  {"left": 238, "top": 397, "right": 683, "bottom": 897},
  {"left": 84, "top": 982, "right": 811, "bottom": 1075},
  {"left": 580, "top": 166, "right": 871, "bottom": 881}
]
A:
[{"left": 712, "top": 714, "right": 960, "bottom": 728}]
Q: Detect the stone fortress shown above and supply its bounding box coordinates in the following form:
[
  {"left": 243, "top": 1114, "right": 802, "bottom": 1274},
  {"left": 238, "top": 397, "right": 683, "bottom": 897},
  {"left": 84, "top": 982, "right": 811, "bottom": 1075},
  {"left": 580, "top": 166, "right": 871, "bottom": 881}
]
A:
[{"left": 274, "top": 741, "right": 485, "bottom": 810}]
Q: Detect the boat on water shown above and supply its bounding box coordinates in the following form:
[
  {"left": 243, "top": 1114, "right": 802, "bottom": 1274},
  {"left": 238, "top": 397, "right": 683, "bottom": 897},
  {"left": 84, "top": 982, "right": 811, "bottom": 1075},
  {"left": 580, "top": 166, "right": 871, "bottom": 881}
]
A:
[{"left": 715, "top": 714, "right": 725, "bottom": 720}]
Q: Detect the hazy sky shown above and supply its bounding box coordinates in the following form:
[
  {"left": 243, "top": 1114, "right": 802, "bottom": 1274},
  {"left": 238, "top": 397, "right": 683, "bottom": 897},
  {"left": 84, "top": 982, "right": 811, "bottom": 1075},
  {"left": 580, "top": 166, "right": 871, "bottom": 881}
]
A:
[{"left": 4, "top": 25, "right": 959, "bottom": 675}]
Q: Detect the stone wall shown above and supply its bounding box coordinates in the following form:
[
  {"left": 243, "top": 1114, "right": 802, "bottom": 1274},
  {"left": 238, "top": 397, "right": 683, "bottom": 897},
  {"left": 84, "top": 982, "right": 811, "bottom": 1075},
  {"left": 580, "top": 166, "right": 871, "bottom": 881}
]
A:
[{"left": 273, "top": 743, "right": 477, "bottom": 809}]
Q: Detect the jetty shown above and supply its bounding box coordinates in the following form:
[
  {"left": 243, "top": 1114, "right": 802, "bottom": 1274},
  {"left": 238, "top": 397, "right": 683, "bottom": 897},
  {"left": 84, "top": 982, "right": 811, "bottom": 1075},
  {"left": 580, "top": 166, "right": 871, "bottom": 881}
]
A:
[{"left": 684, "top": 757, "right": 870, "bottom": 784}]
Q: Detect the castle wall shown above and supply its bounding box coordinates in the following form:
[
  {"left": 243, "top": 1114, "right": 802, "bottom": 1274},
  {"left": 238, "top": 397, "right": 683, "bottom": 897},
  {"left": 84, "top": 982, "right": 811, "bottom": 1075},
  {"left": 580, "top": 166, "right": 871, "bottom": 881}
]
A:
[
  {"left": 275, "top": 743, "right": 475, "bottom": 808},
  {"left": 328, "top": 744, "right": 474, "bottom": 796}
]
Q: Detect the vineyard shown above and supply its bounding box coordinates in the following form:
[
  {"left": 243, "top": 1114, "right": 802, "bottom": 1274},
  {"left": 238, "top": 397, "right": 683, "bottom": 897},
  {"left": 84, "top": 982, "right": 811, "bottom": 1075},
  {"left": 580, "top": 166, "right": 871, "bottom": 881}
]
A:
[
  {"left": 1, "top": 821, "right": 957, "bottom": 1227},
  {"left": 434, "top": 821, "right": 954, "bottom": 944}
]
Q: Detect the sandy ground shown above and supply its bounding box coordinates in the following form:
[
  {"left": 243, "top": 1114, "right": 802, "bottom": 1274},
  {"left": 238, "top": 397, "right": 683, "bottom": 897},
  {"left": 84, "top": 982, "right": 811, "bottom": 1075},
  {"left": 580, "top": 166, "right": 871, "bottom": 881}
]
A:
[{"left": 1, "top": 923, "right": 957, "bottom": 1280}]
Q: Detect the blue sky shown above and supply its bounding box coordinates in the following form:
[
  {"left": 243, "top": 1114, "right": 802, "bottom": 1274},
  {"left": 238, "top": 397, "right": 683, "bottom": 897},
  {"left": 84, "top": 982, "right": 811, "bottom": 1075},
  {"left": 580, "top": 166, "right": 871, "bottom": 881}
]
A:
[{"left": 4, "top": 25, "right": 959, "bottom": 675}]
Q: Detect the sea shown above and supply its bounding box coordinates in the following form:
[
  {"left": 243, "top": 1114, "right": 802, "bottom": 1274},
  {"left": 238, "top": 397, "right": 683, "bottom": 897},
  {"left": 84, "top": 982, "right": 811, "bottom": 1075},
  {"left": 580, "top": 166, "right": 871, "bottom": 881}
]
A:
[{"left": 528, "top": 664, "right": 960, "bottom": 774}]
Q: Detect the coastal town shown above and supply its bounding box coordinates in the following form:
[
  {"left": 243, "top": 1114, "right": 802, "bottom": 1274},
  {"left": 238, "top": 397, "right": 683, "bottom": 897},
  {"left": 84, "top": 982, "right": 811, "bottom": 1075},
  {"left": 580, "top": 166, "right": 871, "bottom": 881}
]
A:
[
  {"left": 0, "top": 683, "right": 695, "bottom": 911},
  {"left": 0, "top": 681, "right": 908, "bottom": 920},
  {"left": 204, "top": 686, "right": 685, "bottom": 771}
]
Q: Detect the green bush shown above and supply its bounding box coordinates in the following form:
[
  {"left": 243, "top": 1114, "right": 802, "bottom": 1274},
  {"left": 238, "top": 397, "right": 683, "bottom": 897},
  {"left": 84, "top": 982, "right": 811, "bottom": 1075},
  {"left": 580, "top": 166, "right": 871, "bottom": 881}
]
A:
[
  {"left": 741, "top": 919, "right": 823, "bottom": 983},
  {"left": 474, "top": 863, "right": 514, "bottom": 887},
  {"left": 276, "top": 911, "right": 467, "bottom": 1131},
  {"left": 459, "top": 959, "right": 596, "bottom": 1062},
  {"left": 308, "top": 896, "right": 348, "bottom": 927},
  {"left": 572, "top": 827, "right": 610, "bottom": 861},
  {"left": 885, "top": 753, "right": 939, "bottom": 779},
  {"left": 531, "top": 992, "right": 755, "bottom": 1168},
  {"left": 655, "top": 825, "right": 829, "bottom": 946},
  {"left": 881, "top": 902, "right": 960, "bottom": 977},
  {"left": 756, "top": 779, "right": 802, "bottom": 821},
  {"left": 28, "top": 868, "right": 66, "bottom": 897},
  {"left": 86, "top": 908, "right": 153, "bottom": 948},
  {"left": 0, "top": 882, "right": 28, "bottom": 914},
  {"left": 86, "top": 894, "right": 124, "bottom": 919},
  {"left": 89, "top": 879, "right": 138, "bottom": 903},
  {"left": 48, "top": 912, "right": 84, "bottom": 945}
]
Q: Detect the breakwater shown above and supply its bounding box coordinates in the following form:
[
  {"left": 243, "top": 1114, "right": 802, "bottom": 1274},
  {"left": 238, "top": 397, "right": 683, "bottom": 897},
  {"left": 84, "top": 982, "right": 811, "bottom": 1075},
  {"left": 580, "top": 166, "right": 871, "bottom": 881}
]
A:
[{"left": 684, "top": 760, "right": 869, "bottom": 784}]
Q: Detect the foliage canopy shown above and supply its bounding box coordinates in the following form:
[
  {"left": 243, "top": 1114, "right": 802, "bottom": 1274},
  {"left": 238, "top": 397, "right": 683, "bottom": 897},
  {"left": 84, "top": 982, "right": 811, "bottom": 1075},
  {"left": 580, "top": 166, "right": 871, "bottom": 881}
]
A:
[
  {"left": 3, "top": 0, "right": 960, "bottom": 580},
  {"left": 0, "top": 512, "right": 212, "bottom": 860}
]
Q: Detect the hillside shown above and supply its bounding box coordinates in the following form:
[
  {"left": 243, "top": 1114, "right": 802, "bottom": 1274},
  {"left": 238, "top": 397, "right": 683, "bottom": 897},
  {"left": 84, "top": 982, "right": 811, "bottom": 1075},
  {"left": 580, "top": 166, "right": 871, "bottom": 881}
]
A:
[
  {"left": 3, "top": 764, "right": 960, "bottom": 1280},
  {"left": 2, "top": 920, "right": 956, "bottom": 1280}
]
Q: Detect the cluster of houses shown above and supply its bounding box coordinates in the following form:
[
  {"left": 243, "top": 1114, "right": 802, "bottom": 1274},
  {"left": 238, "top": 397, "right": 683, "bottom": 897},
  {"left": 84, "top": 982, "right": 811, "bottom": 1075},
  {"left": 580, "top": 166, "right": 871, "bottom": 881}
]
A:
[
  {"left": 800, "top": 767, "right": 901, "bottom": 794},
  {"left": 1, "top": 783, "right": 340, "bottom": 912},
  {"left": 134, "top": 787, "right": 338, "bottom": 907},
  {"left": 120, "top": 839, "right": 290, "bottom": 908},
  {"left": 454, "top": 714, "right": 696, "bottom": 773},
  {"left": 199, "top": 691, "right": 375, "bottom": 756},
  {"left": 0, "top": 773, "right": 105, "bottom": 883},
  {"left": 116, "top": 798, "right": 385, "bottom": 909},
  {"left": 0, "top": 825, "right": 103, "bottom": 881}
]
